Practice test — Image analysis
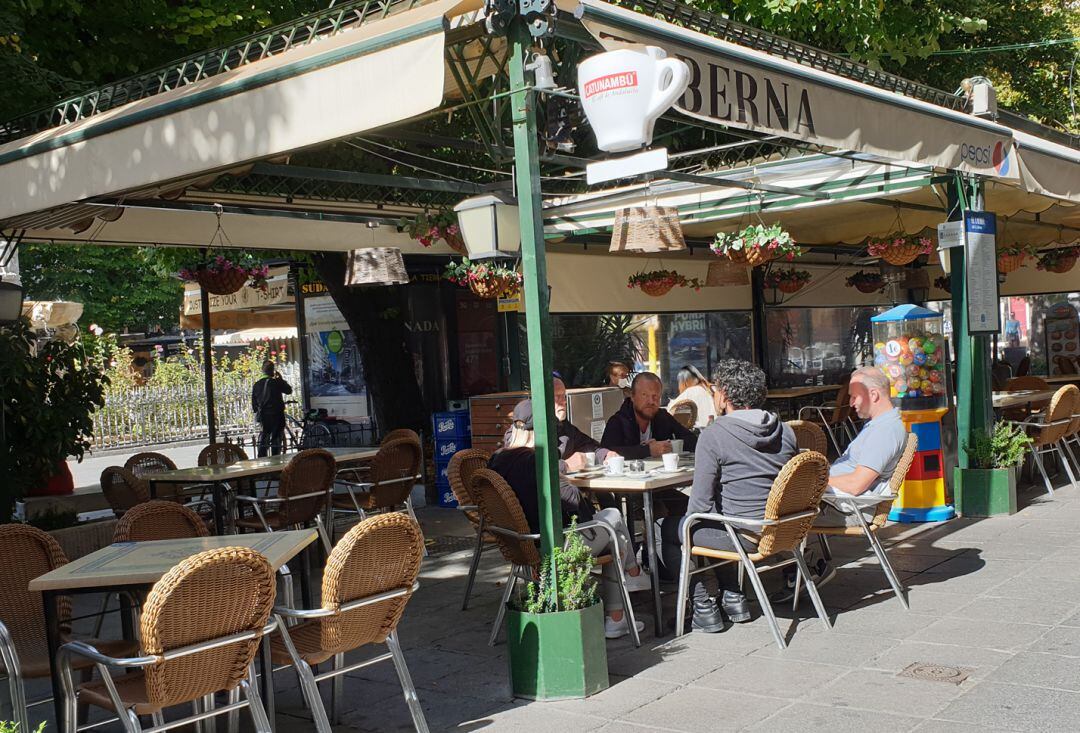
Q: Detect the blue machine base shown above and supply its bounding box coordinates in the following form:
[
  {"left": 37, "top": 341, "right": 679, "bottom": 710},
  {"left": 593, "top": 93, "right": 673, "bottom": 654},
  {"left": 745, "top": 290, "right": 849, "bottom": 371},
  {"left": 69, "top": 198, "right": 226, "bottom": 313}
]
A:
[{"left": 888, "top": 505, "right": 956, "bottom": 523}]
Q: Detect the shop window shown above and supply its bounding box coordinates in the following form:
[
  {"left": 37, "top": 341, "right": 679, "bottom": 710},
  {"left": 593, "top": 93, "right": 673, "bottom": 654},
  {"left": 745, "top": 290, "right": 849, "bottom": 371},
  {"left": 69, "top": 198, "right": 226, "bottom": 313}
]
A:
[{"left": 764, "top": 307, "right": 879, "bottom": 387}]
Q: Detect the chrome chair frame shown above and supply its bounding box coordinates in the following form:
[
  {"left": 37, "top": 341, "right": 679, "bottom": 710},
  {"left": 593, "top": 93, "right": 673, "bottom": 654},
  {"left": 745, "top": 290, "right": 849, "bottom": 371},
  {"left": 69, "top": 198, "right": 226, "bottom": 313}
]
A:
[
  {"left": 0, "top": 620, "right": 30, "bottom": 732},
  {"left": 797, "top": 404, "right": 856, "bottom": 456},
  {"left": 1009, "top": 416, "right": 1077, "bottom": 496},
  {"left": 457, "top": 504, "right": 498, "bottom": 611},
  {"left": 272, "top": 582, "right": 428, "bottom": 733},
  {"left": 58, "top": 621, "right": 277, "bottom": 733},
  {"left": 331, "top": 475, "right": 426, "bottom": 556},
  {"left": 675, "top": 511, "right": 832, "bottom": 650}
]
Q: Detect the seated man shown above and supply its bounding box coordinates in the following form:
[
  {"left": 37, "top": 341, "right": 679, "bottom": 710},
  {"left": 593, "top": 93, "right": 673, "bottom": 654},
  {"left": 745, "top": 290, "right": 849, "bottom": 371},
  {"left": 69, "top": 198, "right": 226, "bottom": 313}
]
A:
[
  {"left": 659, "top": 360, "right": 797, "bottom": 633},
  {"left": 601, "top": 372, "right": 697, "bottom": 459},
  {"left": 489, "top": 399, "right": 650, "bottom": 639},
  {"left": 501, "top": 375, "right": 611, "bottom": 469}
]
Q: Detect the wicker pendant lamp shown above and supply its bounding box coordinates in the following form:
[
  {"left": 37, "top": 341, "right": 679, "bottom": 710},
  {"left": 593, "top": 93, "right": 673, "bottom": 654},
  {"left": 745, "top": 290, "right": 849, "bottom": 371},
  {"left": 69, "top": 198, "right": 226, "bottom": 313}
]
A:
[
  {"left": 609, "top": 205, "right": 686, "bottom": 253},
  {"left": 346, "top": 247, "right": 409, "bottom": 286}
]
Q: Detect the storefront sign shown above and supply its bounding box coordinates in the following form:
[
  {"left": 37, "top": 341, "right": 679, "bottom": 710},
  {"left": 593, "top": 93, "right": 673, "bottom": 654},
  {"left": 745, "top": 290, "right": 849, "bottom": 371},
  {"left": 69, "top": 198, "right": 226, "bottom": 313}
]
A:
[
  {"left": 183, "top": 269, "right": 291, "bottom": 316},
  {"left": 964, "top": 212, "right": 1001, "bottom": 334}
]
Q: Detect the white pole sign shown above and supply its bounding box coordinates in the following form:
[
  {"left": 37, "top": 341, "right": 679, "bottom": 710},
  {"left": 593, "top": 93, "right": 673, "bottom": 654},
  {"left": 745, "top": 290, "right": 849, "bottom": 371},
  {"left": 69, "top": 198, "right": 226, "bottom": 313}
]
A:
[{"left": 964, "top": 211, "right": 1001, "bottom": 334}]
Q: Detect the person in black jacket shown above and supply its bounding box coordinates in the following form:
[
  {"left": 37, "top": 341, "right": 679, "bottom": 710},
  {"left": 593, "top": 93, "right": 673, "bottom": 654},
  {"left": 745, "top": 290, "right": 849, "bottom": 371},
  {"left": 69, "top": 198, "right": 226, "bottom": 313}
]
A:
[
  {"left": 601, "top": 372, "right": 697, "bottom": 459},
  {"left": 251, "top": 360, "right": 292, "bottom": 457}
]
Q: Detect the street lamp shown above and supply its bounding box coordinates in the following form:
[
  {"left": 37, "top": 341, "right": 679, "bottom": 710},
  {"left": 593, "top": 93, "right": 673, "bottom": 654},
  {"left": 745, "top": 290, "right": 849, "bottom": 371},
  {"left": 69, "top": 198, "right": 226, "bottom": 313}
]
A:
[
  {"left": 454, "top": 193, "right": 521, "bottom": 261},
  {"left": 0, "top": 279, "right": 23, "bottom": 325}
]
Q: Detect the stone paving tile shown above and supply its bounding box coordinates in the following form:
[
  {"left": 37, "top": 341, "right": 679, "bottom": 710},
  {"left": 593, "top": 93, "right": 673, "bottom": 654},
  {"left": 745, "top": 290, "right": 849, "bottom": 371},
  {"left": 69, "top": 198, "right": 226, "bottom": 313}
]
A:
[
  {"left": 910, "top": 719, "right": 1022, "bottom": 733},
  {"left": 985, "top": 650, "right": 1080, "bottom": 692},
  {"left": 949, "top": 595, "right": 1080, "bottom": 627},
  {"left": 693, "top": 655, "right": 843, "bottom": 699},
  {"left": 1025, "top": 625, "right": 1080, "bottom": 657},
  {"left": 607, "top": 645, "right": 735, "bottom": 685},
  {"left": 865, "top": 640, "right": 1013, "bottom": 681},
  {"left": 751, "top": 631, "right": 895, "bottom": 668},
  {"left": 550, "top": 676, "right": 680, "bottom": 721},
  {"left": 812, "top": 668, "right": 969, "bottom": 718},
  {"left": 909, "top": 616, "right": 1052, "bottom": 653},
  {"left": 897, "top": 588, "right": 980, "bottom": 616},
  {"left": 828, "top": 604, "right": 937, "bottom": 640},
  {"left": 483, "top": 704, "right": 610, "bottom": 732},
  {"left": 935, "top": 681, "right": 1080, "bottom": 732},
  {"left": 988, "top": 576, "right": 1080, "bottom": 602},
  {"left": 620, "top": 686, "right": 785, "bottom": 731},
  {"left": 745, "top": 701, "right": 922, "bottom": 732}
]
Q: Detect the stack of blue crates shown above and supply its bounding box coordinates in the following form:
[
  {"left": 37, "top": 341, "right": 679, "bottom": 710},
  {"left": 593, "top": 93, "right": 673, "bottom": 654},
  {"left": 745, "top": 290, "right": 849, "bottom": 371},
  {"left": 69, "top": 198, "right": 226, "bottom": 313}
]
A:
[{"left": 432, "top": 409, "right": 470, "bottom": 507}]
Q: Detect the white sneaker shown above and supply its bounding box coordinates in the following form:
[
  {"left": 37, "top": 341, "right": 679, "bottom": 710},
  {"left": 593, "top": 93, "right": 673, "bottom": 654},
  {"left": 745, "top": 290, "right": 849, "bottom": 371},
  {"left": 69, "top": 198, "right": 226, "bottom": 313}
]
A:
[
  {"left": 623, "top": 571, "right": 652, "bottom": 593},
  {"left": 605, "top": 616, "right": 645, "bottom": 639}
]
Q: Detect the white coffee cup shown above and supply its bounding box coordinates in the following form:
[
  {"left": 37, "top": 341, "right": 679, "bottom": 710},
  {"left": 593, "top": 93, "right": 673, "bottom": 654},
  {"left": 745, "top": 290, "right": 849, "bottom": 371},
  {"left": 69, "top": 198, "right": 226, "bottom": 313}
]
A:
[
  {"left": 670, "top": 438, "right": 684, "bottom": 454},
  {"left": 606, "top": 455, "right": 625, "bottom": 475},
  {"left": 583, "top": 452, "right": 596, "bottom": 468},
  {"left": 662, "top": 452, "right": 679, "bottom": 472},
  {"left": 577, "top": 46, "right": 690, "bottom": 153}
]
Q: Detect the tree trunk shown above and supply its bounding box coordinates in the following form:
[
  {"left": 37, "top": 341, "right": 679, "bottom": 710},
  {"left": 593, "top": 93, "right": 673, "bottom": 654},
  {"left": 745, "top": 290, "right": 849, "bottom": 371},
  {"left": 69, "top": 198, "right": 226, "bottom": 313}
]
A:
[{"left": 312, "top": 253, "right": 427, "bottom": 432}]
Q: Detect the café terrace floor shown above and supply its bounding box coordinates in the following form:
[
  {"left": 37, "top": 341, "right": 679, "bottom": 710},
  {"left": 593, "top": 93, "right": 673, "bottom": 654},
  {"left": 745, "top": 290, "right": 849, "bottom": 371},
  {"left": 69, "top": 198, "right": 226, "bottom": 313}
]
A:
[{"left": 38, "top": 468, "right": 1080, "bottom": 733}]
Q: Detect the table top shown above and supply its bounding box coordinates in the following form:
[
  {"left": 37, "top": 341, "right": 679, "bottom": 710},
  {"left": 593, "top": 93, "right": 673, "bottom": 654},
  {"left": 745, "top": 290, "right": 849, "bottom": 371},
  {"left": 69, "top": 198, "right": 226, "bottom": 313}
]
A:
[
  {"left": 766, "top": 385, "right": 840, "bottom": 400},
  {"left": 148, "top": 446, "right": 380, "bottom": 483},
  {"left": 566, "top": 458, "right": 695, "bottom": 493},
  {"left": 991, "top": 390, "right": 1057, "bottom": 410},
  {"left": 1044, "top": 375, "right": 1080, "bottom": 385},
  {"left": 29, "top": 529, "right": 317, "bottom": 592}
]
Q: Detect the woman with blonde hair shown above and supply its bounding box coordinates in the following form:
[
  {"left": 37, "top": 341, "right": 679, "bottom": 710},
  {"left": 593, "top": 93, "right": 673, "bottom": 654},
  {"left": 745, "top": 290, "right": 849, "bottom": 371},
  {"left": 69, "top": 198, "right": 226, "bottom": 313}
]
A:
[{"left": 670, "top": 364, "right": 716, "bottom": 428}]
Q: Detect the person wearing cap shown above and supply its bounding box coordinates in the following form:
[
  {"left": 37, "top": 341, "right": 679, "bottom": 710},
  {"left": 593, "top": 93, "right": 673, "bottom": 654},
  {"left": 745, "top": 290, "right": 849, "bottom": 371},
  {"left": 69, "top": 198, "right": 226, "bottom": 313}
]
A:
[
  {"left": 601, "top": 372, "right": 697, "bottom": 460},
  {"left": 501, "top": 375, "right": 614, "bottom": 470},
  {"left": 488, "top": 398, "right": 650, "bottom": 639}
]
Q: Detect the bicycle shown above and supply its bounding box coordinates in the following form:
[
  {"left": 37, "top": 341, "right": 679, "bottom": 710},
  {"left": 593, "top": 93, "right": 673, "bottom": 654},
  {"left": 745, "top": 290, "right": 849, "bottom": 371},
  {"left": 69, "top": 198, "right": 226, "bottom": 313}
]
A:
[{"left": 283, "top": 401, "right": 334, "bottom": 449}]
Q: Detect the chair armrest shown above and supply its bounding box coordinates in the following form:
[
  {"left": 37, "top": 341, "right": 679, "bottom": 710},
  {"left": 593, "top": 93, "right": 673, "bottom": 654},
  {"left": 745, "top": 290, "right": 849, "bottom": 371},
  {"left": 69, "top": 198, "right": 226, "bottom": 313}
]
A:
[
  {"left": 822, "top": 492, "right": 896, "bottom": 509},
  {"left": 487, "top": 525, "right": 541, "bottom": 542},
  {"left": 334, "top": 479, "right": 374, "bottom": 491},
  {"left": 684, "top": 510, "right": 816, "bottom": 529},
  {"left": 797, "top": 405, "right": 831, "bottom": 420},
  {"left": 1007, "top": 418, "right": 1070, "bottom": 428},
  {"left": 59, "top": 640, "right": 158, "bottom": 669},
  {"left": 456, "top": 504, "right": 479, "bottom": 512}
]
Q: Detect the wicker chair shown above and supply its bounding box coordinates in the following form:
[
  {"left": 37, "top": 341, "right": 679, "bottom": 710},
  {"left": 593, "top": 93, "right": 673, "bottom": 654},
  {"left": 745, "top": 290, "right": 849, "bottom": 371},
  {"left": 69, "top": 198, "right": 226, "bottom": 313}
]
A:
[
  {"left": 235, "top": 448, "right": 335, "bottom": 552},
  {"left": 667, "top": 401, "right": 697, "bottom": 430},
  {"left": 382, "top": 429, "right": 421, "bottom": 446},
  {"left": 786, "top": 420, "right": 828, "bottom": 455},
  {"left": 271, "top": 513, "right": 429, "bottom": 733},
  {"left": 332, "top": 438, "right": 424, "bottom": 553},
  {"left": 798, "top": 379, "right": 854, "bottom": 456},
  {"left": 675, "top": 451, "right": 831, "bottom": 650},
  {"left": 0, "top": 524, "right": 135, "bottom": 732},
  {"left": 114, "top": 501, "right": 210, "bottom": 543},
  {"left": 1009, "top": 385, "right": 1079, "bottom": 496},
  {"left": 471, "top": 469, "right": 640, "bottom": 648},
  {"left": 100, "top": 467, "right": 150, "bottom": 519},
  {"left": 198, "top": 443, "right": 248, "bottom": 467},
  {"left": 59, "top": 547, "right": 277, "bottom": 733},
  {"left": 336, "top": 430, "right": 420, "bottom": 486},
  {"left": 125, "top": 451, "right": 199, "bottom": 504},
  {"left": 447, "top": 449, "right": 493, "bottom": 610},
  {"left": 808, "top": 433, "right": 918, "bottom": 610}
]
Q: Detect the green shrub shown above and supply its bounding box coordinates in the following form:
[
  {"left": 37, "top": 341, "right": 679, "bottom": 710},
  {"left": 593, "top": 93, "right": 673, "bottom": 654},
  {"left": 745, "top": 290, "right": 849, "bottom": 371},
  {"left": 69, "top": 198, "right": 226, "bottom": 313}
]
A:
[
  {"left": 521, "top": 518, "right": 598, "bottom": 614},
  {"left": 964, "top": 421, "right": 1031, "bottom": 469},
  {"left": 0, "top": 721, "right": 46, "bottom": 732}
]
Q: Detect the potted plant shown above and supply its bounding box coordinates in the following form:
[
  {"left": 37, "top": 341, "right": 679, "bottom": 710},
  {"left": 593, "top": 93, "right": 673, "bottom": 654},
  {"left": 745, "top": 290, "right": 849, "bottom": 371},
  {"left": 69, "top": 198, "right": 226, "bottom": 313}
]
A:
[
  {"left": 403, "top": 209, "right": 466, "bottom": 254},
  {"left": 711, "top": 223, "right": 800, "bottom": 267},
  {"left": 627, "top": 269, "right": 702, "bottom": 297},
  {"left": 1036, "top": 246, "right": 1080, "bottom": 274},
  {"left": 178, "top": 253, "right": 271, "bottom": 295},
  {"left": 955, "top": 421, "right": 1030, "bottom": 516},
  {"left": 997, "top": 243, "right": 1036, "bottom": 274},
  {"left": 845, "top": 270, "right": 885, "bottom": 294},
  {"left": 506, "top": 521, "right": 609, "bottom": 699},
  {"left": 443, "top": 258, "right": 523, "bottom": 299},
  {"left": 933, "top": 275, "right": 951, "bottom": 294},
  {"left": 763, "top": 268, "right": 811, "bottom": 294},
  {"left": 867, "top": 234, "right": 934, "bottom": 266}
]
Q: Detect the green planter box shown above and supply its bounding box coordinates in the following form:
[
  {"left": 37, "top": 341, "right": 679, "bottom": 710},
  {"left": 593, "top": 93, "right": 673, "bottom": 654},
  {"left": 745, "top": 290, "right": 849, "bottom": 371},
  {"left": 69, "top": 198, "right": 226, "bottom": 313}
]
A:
[
  {"left": 954, "top": 467, "right": 1017, "bottom": 517},
  {"left": 505, "top": 601, "right": 609, "bottom": 700}
]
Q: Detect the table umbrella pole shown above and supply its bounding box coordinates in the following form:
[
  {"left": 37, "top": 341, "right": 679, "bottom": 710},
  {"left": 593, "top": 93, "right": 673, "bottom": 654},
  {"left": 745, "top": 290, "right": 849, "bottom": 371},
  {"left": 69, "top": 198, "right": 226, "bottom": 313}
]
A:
[{"left": 201, "top": 280, "right": 217, "bottom": 444}]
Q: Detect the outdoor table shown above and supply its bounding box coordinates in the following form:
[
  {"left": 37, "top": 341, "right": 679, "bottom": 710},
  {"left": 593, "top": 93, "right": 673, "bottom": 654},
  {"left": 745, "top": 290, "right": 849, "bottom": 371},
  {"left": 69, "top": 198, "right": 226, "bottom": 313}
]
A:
[
  {"left": 1043, "top": 375, "right": 1080, "bottom": 386},
  {"left": 146, "top": 446, "right": 380, "bottom": 534},
  {"left": 991, "top": 389, "right": 1057, "bottom": 413},
  {"left": 567, "top": 459, "right": 695, "bottom": 636},
  {"left": 30, "top": 528, "right": 316, "bottom": 730},
  {"left": 765, "top": 385, "right": 840, "bottom": 417}
]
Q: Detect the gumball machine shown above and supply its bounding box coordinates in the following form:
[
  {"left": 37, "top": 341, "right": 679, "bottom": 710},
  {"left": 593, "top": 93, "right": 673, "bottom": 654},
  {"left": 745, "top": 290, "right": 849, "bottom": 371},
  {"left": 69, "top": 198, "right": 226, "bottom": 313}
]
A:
[{"left": 870, "top": 304, "right": 955, "bottom": 522}]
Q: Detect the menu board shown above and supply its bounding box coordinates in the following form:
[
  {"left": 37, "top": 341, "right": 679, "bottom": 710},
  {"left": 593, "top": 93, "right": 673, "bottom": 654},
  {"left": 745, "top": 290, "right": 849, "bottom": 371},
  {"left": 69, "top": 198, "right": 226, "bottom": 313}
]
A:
[{"left": 964, "top": 212, "right": 1001, "bottom": 334}]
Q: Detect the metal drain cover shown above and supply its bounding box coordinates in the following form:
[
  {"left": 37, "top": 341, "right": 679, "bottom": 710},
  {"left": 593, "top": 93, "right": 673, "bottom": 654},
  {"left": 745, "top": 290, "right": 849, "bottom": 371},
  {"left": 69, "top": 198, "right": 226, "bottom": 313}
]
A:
[{"left": 899, "top": 662, "right": 973, "bottom": 685}]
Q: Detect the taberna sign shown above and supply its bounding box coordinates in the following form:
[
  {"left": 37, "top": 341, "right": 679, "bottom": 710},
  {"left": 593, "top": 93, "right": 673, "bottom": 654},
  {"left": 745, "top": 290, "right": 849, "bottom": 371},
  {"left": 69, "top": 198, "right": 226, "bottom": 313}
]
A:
[
  {"left": 577, "top": 46, "right": 690, "bottom": 152},
  {"left": 574, "top": 0, "right": 1018, "bottom": 180}
]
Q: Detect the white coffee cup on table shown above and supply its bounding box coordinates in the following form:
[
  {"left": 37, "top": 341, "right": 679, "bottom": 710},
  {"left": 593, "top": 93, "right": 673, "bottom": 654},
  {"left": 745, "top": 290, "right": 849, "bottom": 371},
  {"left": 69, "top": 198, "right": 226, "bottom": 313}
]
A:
[
  {"left": 670, "top": 438, "right": 684, "bottom": 454},
  {"left": 606, "top": 455, "right": 625, "bottom": 475},
  {"left": 584, "top": 452, "right": 596, "bottom": 467},
  {"left": 662, "top": 452, "right": 679, "bottom": 472}
]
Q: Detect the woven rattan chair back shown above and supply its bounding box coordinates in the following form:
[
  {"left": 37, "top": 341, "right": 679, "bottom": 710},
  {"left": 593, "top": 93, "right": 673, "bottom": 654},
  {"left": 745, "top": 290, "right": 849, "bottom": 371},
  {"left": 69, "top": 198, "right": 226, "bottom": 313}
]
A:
[
  {"left": 140, "top": 546, "right": 274, "bottom": 707},
  {"left": 114, "top": 500, "right": 210, "bottom": 542},
  {"left": 866, "top": 433, "right": 919, "bottom": 528},
  {"left": 100, "top": 466, "right": 150, "bottom": 518},
  {"left": 278, "top": 449, "right": 336, "bottom": 525},
  {"left": 317, "top": 513, "right": 423, "bottom": 654},
  {"left": 447, "top": 449, "right": 490, "bottom": 513},
  {"left": 367, "top": 438, "right": 422, "bottom": 509},
  {"left": 125, "top": 452, "right": 178, "bottom": 477},
  {"left": 0, "top": 524, "right": 71, "bottom": 669},
  {"left": 786, "top": 420, "right": 828, "bottom": 455},
  {"left": 668, "top": 401, "right": 697, "bottom": 430},
  {"left": 1035, "top": 385, "right": 1080, "bottom": 446},
  {"left": 381, "top": 429, "right": 420, "bottom": 446},
  {"left": 471, "top": 469, "right": 541, "bottom": 568},
  {"left": 830, "top": 379, "right": 852, "bottom": 424},
  {"left": 755, "top": 451, "right": 829, "bottom": 557},
  {"left": 198, "top": 443, "right": 248, "bottom": 467}
]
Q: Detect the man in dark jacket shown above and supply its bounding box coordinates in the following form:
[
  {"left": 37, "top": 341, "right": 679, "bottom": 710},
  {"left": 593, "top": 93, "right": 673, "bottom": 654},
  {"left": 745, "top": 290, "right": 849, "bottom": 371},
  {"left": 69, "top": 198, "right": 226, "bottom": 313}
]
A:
[
  {"left": 252, "top": 359, "right": 293, "bottom": 457},
  {"left": 601, "top": 372, "right": 697, "bottom": 459},
  {"left": 660, "top": 360, "right": 797, "bottom": 633}
]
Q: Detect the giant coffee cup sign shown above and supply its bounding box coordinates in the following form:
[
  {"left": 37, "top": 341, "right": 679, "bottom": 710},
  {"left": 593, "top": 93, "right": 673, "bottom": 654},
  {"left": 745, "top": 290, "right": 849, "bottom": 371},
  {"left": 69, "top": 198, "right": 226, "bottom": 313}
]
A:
[{"left": 577, "top": 46, "right": 690, "bottom": 153}]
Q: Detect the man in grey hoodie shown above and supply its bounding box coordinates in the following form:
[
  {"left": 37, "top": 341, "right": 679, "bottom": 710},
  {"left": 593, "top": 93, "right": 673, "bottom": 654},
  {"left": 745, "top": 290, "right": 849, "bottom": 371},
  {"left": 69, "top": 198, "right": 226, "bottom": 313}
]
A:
[{"left": 660, "top": 360, "right": 797, "bottom": 633}]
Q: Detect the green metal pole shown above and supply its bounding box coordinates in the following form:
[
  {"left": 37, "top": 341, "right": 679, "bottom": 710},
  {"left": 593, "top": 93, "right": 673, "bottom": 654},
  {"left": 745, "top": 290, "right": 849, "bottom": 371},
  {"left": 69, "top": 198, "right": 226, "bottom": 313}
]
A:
[{"left": 509, "top": 23, "right": 562, "bottom": 556}]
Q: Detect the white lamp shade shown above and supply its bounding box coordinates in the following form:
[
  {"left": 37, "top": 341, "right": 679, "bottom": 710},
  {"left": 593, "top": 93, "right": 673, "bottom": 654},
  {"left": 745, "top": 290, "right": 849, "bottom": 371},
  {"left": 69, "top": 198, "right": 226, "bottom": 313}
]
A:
[
  {"left": 0, "top": 280, "right": 24, "bottom": 325},
  {"left": 454, "top": 194, "right": 521, "bottom": 260}
]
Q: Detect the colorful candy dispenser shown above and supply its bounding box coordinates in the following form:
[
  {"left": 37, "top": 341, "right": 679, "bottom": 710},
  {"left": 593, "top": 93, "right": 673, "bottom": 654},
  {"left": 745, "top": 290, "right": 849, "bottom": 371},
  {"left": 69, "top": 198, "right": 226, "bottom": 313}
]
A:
[{"left": 870, "top": 304, "right": 955, "bottom": 522}]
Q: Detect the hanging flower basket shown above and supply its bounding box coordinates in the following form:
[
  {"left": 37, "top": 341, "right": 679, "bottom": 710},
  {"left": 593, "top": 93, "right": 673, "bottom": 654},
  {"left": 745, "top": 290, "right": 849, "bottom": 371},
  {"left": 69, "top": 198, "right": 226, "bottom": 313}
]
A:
[
  {"left": 763, "top": 269, "right": 811, "bottom": 294},
  {"left": 179, "top": 255, "right": 270, "bottom": 296},
  {"left": 1037, "top": 246, "right": 1080, "bottom": 274},
  {"left": 627, "top": 269, "right": 702, "bottom": 297},
  {"left": 402, "top": 209, "right": 464, "bottom": 253},
  {"left": 711, "top": 224, "right": 800, "bottom": 268},
  {"left": 444, "top": 258, "right": 522, "bottom": 299},
  {"left": 867, "top": 235, "right": 934, "bottom": 266},
  {"left": 995, "top": 244, "right": 1035, "bottom": 274},
  {"left": 933, "top": 275, "right": 951, "bottom": 294},
  {"left": 846, "top": 270, "right": 885, "bottom": 294}
]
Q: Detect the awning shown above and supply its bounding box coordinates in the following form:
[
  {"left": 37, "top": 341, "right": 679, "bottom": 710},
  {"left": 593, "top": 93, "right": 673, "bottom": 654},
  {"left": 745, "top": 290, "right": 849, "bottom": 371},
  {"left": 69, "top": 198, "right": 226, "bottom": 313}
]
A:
[
  {"left": 0, "top": 0, "right": 474, "bottom": 226},
  {"left": 1014, "top": 130, "right": 1080, "bottom": 204},
  {"left": 575, "top": 0, "right": 1017, "bottom": 180},
  {"left": 213, "top": 327, "right": 297, "bottom": 345}
]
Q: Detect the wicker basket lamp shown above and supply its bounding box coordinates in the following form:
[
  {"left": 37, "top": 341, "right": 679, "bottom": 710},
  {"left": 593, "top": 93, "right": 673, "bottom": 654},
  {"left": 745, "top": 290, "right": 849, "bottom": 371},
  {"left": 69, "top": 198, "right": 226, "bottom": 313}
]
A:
[
  {"left": 346, "top": 248, "right": 409, "bottom": 287},
  {"left": 610, "top": 206, "right": 686, "bottom": 253}
]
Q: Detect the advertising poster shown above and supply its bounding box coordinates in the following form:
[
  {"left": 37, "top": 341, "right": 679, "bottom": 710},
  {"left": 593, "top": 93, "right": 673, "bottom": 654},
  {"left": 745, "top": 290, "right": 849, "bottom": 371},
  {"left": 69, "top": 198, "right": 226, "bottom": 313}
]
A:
[
  {"left": 1045, "top": 302, "right": 1080, "bottom": 375},
  {"left": 302, "top": 293, "right": 370, "bottom": 423}
]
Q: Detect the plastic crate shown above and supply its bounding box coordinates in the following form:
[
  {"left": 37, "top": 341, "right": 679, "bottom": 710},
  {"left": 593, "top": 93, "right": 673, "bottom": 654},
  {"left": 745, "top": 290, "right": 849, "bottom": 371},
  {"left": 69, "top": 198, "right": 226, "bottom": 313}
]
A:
[
  {"left": 432, "top": 411, "right": 470, "bottom": 441},
  {"left": 435, "top": 460, "right": 451, "bottom": 485},
  {"left": 434, "top": 438, "right": 469, "bottom": 460},
  {"left": 436, "top": 477, "right": 458, "bottom": 508}
]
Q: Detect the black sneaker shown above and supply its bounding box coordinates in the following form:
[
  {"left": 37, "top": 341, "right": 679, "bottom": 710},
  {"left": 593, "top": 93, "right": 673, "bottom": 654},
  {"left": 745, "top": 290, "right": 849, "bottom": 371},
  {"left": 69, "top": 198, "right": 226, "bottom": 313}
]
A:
[
  {"left": 772, "top": 557, "right": 835, "bottom": 604},
  {"left": 690, "top": 598, "right": 726, "bottom": 633},
  {"left": 720, "top": 590, "right": 752, "bottom": 623}
]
